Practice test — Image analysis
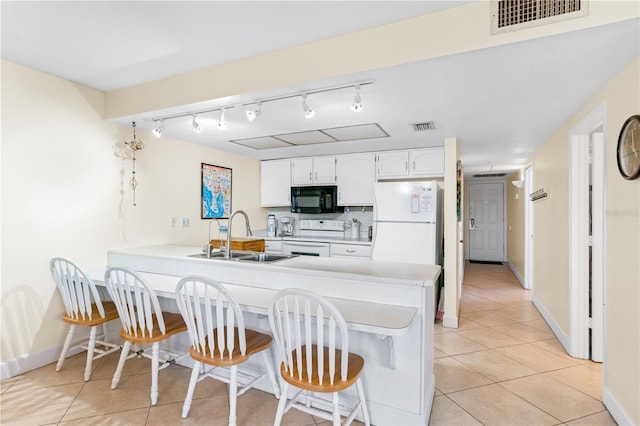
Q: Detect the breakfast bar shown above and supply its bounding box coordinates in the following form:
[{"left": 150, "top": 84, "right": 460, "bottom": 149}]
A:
[{"left": 93, "top": 244, "right": 441, "bottom": 425}]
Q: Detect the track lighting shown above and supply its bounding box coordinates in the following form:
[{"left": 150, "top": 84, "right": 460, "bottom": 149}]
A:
[
  {"left": 192, "top": 114, "right": 202, "bottom": 133},
  {"left": 149, "top": 80, "right": 373, "bottom": 133},
  {"left": 246, "top": 102, "right": 262, "bottom": 122},
  {"left": 151, "top": 119, "right": 164, "bottom": 137},
  {"left": 217, "top": 108, "right": 227, "bottom": 130},
  {"left": 302, "top": 94, "right": 315, "bottom": 119},
  {"left": 351, "top": 85, "right": 363, "bottom": 112}
]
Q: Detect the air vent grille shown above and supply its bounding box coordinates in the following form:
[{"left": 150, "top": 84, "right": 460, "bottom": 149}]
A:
[
  {"left": 492, "top": 0, "right": 587, "bottom": 33},
  {"left": 473, "top": 173, "right": 507, "bottom": 178},
  {"left": 412, "top": 122, "right": 435, "bottom": 132}
]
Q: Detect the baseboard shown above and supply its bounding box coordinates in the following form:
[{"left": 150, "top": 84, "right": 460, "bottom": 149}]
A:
[
  {"left": 603, "top": 386, "right": 635, "bottom": 425},
  {"left": 531, "top": 294, "right": 570, "bottom": 352},
  {"left": 1, "top": 339, "right": 85, "bottom": 381},
  {"left": 506, "top": 259, "right": 525, "bottom": 288},
  {"left": 442, "top": 314, "right": 459, "bottom": 329}
]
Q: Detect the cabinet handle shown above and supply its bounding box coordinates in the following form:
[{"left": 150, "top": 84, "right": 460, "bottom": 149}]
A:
[
  {"left": 346, "top": 249, "right": 356, "bottom": 253},
  {"left": 309, "top": 172, "right": 312, "bottom": 182},
  {"left": 413, "top": 161, "right": 416, "bottom": 171},
  {"left": 405, "top": 161, "right": 408, "bottom": 171},
  {"left": 315, "top": 172, "right": 318, "bottom": 180}
]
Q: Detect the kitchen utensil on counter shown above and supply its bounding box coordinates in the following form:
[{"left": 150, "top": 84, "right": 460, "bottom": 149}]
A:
[
  {"left": 280, "top": 216, "right": 295, "bottom": 236},
  {"left": 350, "top": 218, "right": 361, "bottom": 239}
]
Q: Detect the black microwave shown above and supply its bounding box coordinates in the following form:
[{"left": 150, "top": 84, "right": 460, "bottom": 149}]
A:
[{"left": 291, "top": 186, "right": 344, "bottom": 214}]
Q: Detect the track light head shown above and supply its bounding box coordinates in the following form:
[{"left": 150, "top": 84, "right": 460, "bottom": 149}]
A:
[
  {"left": 246, "top": 102, "right": 263, "bottom": 122},
  {"left": 302, "top": 94, "right": 315, "bottom": 119},
  {"left": 151, "top": 119, "right": 164, "bottom": 138},
  {"left": 351, "top": 85, "right": 363, "bottom": 112},
  {"left": 217, "top": 108, "right": 227, "bottom": 130},
  {"left": 192, "top": 114, "right": 202, "bottom": 133}
]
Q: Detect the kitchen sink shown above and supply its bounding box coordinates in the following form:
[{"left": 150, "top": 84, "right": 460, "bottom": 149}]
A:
[{"left": 188, "top": 251, "right": 296, "bottom": 264}]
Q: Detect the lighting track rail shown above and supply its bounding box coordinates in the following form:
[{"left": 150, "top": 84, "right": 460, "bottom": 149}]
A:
[{"left": 149, "top": 79, "right": 374, "bottom": 136}]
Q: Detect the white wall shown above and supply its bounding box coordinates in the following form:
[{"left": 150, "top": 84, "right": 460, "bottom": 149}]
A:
[{"left": 0, "top": 60, "right": 263, "bottom": 369}]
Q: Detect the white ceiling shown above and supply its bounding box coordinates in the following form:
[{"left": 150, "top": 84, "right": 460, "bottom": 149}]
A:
[{"left": 2, "top": 1, "right": 639, "bottom": 177}]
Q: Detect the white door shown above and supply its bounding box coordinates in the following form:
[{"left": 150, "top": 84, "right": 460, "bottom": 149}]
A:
[
  {"left": 524, "top": 166, "right": 534, "bottom": 289},
  {"left": 336, "top": 153, "right": 375, "bottom": 206},
  {"left": 291, "top": 158, "right": 313, "bottom": 185},
  {"left": 468, "top": 182, "right": 504, "bottom": 262},
  {"left": 312, "top": 156, "right": 336, "bottom": 184}
]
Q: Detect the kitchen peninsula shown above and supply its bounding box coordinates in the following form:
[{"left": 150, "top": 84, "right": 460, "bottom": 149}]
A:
[{"left": 96, "top": 245, "right": 440, "bottom": 425}]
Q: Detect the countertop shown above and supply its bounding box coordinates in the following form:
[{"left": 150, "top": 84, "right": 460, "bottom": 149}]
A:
[{"left": 106, "top": 244, "right": 439, "bottom": 287}]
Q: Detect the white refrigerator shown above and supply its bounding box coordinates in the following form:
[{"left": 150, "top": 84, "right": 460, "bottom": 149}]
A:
[{"left": 372, "top": 180, "right": 441, "bottom": 265}]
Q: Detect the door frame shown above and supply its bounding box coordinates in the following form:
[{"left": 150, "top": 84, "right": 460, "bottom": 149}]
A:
[
  {"left": 524, "top": 165, "right": 534, "bottom": 290},
  {"left": 465, "top": 180, "right": 507, "bottom": 262},
  {"left": 569, "top": 102, "right": 606, "bottom": 361}
]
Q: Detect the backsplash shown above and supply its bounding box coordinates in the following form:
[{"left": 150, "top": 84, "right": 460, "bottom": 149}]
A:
[{"left": 265, "top": 206, "right": 373, "bottom": 239}]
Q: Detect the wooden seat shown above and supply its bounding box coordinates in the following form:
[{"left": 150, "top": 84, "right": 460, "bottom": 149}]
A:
[
  {"left": 50, "top": 257, "right": 121, "bottom": 381},
  {"left": 268, "top": 289, "right": 370, "bottom": 426},
  {"left": 175, "top": 276, "right": 280, "bottom": 426},
  {"left": 104, "top": 267, "right": 188, "bottom": 406}
]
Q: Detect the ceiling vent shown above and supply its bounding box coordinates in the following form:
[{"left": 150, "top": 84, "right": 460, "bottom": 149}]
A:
[
  {"left": 492, "top": 0, "right": 588, "bottom": 34},
  {"left": 473, "top": 173, "right": 507, "bottom": 178},
  {"left": 412, "top": 121, "right": 435, "bottom": 132}
]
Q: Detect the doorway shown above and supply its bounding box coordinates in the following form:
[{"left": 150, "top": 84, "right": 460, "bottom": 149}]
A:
[
  {"left": 467, "top": 182, "right": 505, "bottom": 262},
  {"left": 569, "top": 103, "right": 605, "bottom": 363}
]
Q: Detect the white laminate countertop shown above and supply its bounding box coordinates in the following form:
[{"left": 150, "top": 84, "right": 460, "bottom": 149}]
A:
[{"left": 107, "top": 245, "right": 440, "bottom": 287}]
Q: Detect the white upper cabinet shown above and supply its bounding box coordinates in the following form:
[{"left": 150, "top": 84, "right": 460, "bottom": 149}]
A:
[
  {"left": 291, "top": 156, "right": 336, "bottom": 186},
  {"left": 376, "top": 148, "right": 444, "bottom": 179},
  {"left": 376, "top": 151, "right": 409, "bottom": 178},
  {"left": 410, "top": 148, "right": 445, "bottom": 177},
  {"left": 336, "top": 153, "right": 376, "bottom": 206},
  {"left": 260, "top": 159, "right": 291, "bottom": 207}
]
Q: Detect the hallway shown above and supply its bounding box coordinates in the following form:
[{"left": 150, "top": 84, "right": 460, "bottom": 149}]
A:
[
  {"left": 429, "top": 262, "right": 615, "bottom": 425},
  {"left": 0, "top": 262, "right": 616, "bottom": 425}
]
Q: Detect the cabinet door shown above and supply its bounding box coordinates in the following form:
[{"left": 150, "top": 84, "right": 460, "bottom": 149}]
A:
[
  {"left": 260, "top": 160, "right": 291, "bottom": 206},
  {"left": 291, "top": 158, "right": 313, "bottom": 186},
  {"left": 336, "top": 153, "right": 375, "bottom": 206},
  {"left": 312, "top": 156, "right": 336, "bottom": 184},
  {"left": 376, "top": 151, "right": 409, "bottom": 179},
  {"left": 410, "top": 148, "right": 444, "bottom": 177}
]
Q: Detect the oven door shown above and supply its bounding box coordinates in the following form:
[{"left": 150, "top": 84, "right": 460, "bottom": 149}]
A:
[{"left": 281, "top": 241, "right": 330, "bottom": 257}]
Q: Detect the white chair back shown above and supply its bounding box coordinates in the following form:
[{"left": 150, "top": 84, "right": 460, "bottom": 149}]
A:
[
  {"left": 269, "top": 289, "right": 349, "bottom": 386},
  {"left": 50, "top": 257, "right": 105, "bottom": 321},
  {"left": 175, "top": 276, "right": 246, "bottom": 359},
  {"left": 104, "top": 267, "right": 165, "bottom": 338}
]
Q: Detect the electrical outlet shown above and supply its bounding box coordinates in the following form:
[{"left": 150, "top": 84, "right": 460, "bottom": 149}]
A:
[
  {"left": 181, "top": 217, "right": 190, "bottom": 227},
  {"left": 171, "top": 217, "right": 178, "bottom": 227}
]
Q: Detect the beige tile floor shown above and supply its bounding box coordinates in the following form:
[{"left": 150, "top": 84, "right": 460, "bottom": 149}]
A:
[{"left": 0, "top": 262, "right": 615, "bottom": 425}]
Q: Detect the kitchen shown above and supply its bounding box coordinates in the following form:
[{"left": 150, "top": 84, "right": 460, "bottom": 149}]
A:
[{"left": 1, "top": 2, "right": 639, "bottom": 426}]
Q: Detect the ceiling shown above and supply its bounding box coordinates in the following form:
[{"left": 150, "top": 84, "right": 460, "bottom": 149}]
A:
[{"left": 2, "top": 1, "right": 639, "bottom": 177}]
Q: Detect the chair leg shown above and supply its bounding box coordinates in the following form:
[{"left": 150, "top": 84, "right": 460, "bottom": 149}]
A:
[
  {"left": 101, "top": 322, "right": 110, "bottom": 350},
  {"left": 229, "top": 365, "right": 238, "bottom": 426},
  {"left": 151, "top": 342, "right": 160, "bottom": 406},
  {"left": 182, "top": 361, "right": 201, "bottom": 419},
  {"left": 273, "top": 381, "right": 289, "bottom": 426},
  {"left": 111, "top": 341, "right": 131, "bottom": 390},
  {"left": 332, "top": 392, "right": 340, "bottom": 426},
  {"left": 263, "top": 350, "right": 280, "bottom": 399},
  {"left": 356, "top": 378, "right": 371, "bottom": 426},
  {"left": 84, "top": 326, "right": 98, "bottom": 381},
  {"left": 56, "top": 324, "right": 76, "bottom": 372}
]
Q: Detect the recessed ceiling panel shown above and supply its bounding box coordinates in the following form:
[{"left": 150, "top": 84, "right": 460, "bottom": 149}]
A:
[
  {"left": 274, "top": 130, "right": 337, "bottom": 145},
  {"left": 323, "top": 123, "right": 389, "bottom": 141},
  {"left": 231, "top": 136, "right": 292, "bottom": 150}
]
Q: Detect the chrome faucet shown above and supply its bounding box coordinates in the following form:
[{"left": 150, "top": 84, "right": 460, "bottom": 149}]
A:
[
  {"left": 206, "top": 219, "right": 222, "bottom": 258},
  {"left": 226, "top": 210, "right": 253, "bottom": 259}
]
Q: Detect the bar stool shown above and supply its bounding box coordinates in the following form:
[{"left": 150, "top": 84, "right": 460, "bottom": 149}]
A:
[
  {"left": 104, "top": 266, "right": 188, "bottom": 406},
  {"left": 175, "top": 276, "right": 280, "bottom": 426},
  {"left": 50, "top": 257, "right": 121, "bottom": 381},
  {"left": 268, "top": 288, "right": 370, "bottom": 426}
]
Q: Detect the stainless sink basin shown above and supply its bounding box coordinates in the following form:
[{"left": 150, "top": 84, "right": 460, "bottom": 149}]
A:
[{"left": 188, "top": 251, "right": 296, "bottom": 264}]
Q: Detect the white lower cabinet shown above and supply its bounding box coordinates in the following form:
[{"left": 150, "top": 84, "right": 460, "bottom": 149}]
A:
[
  {"left": 330, "top": 243, "right": 371, "bottom": 259},
  {"left": 264, "top": 240, "right": 283, "bottom": 253}
]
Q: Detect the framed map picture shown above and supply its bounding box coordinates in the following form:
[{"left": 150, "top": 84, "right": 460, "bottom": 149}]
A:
[{"left": 201, "top": 163, "right": 232, "bottom": 219}]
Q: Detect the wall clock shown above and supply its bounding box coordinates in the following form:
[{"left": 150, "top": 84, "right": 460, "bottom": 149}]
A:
[{"left": 617, "top": 114, "right": 640, "bottom": 180}]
